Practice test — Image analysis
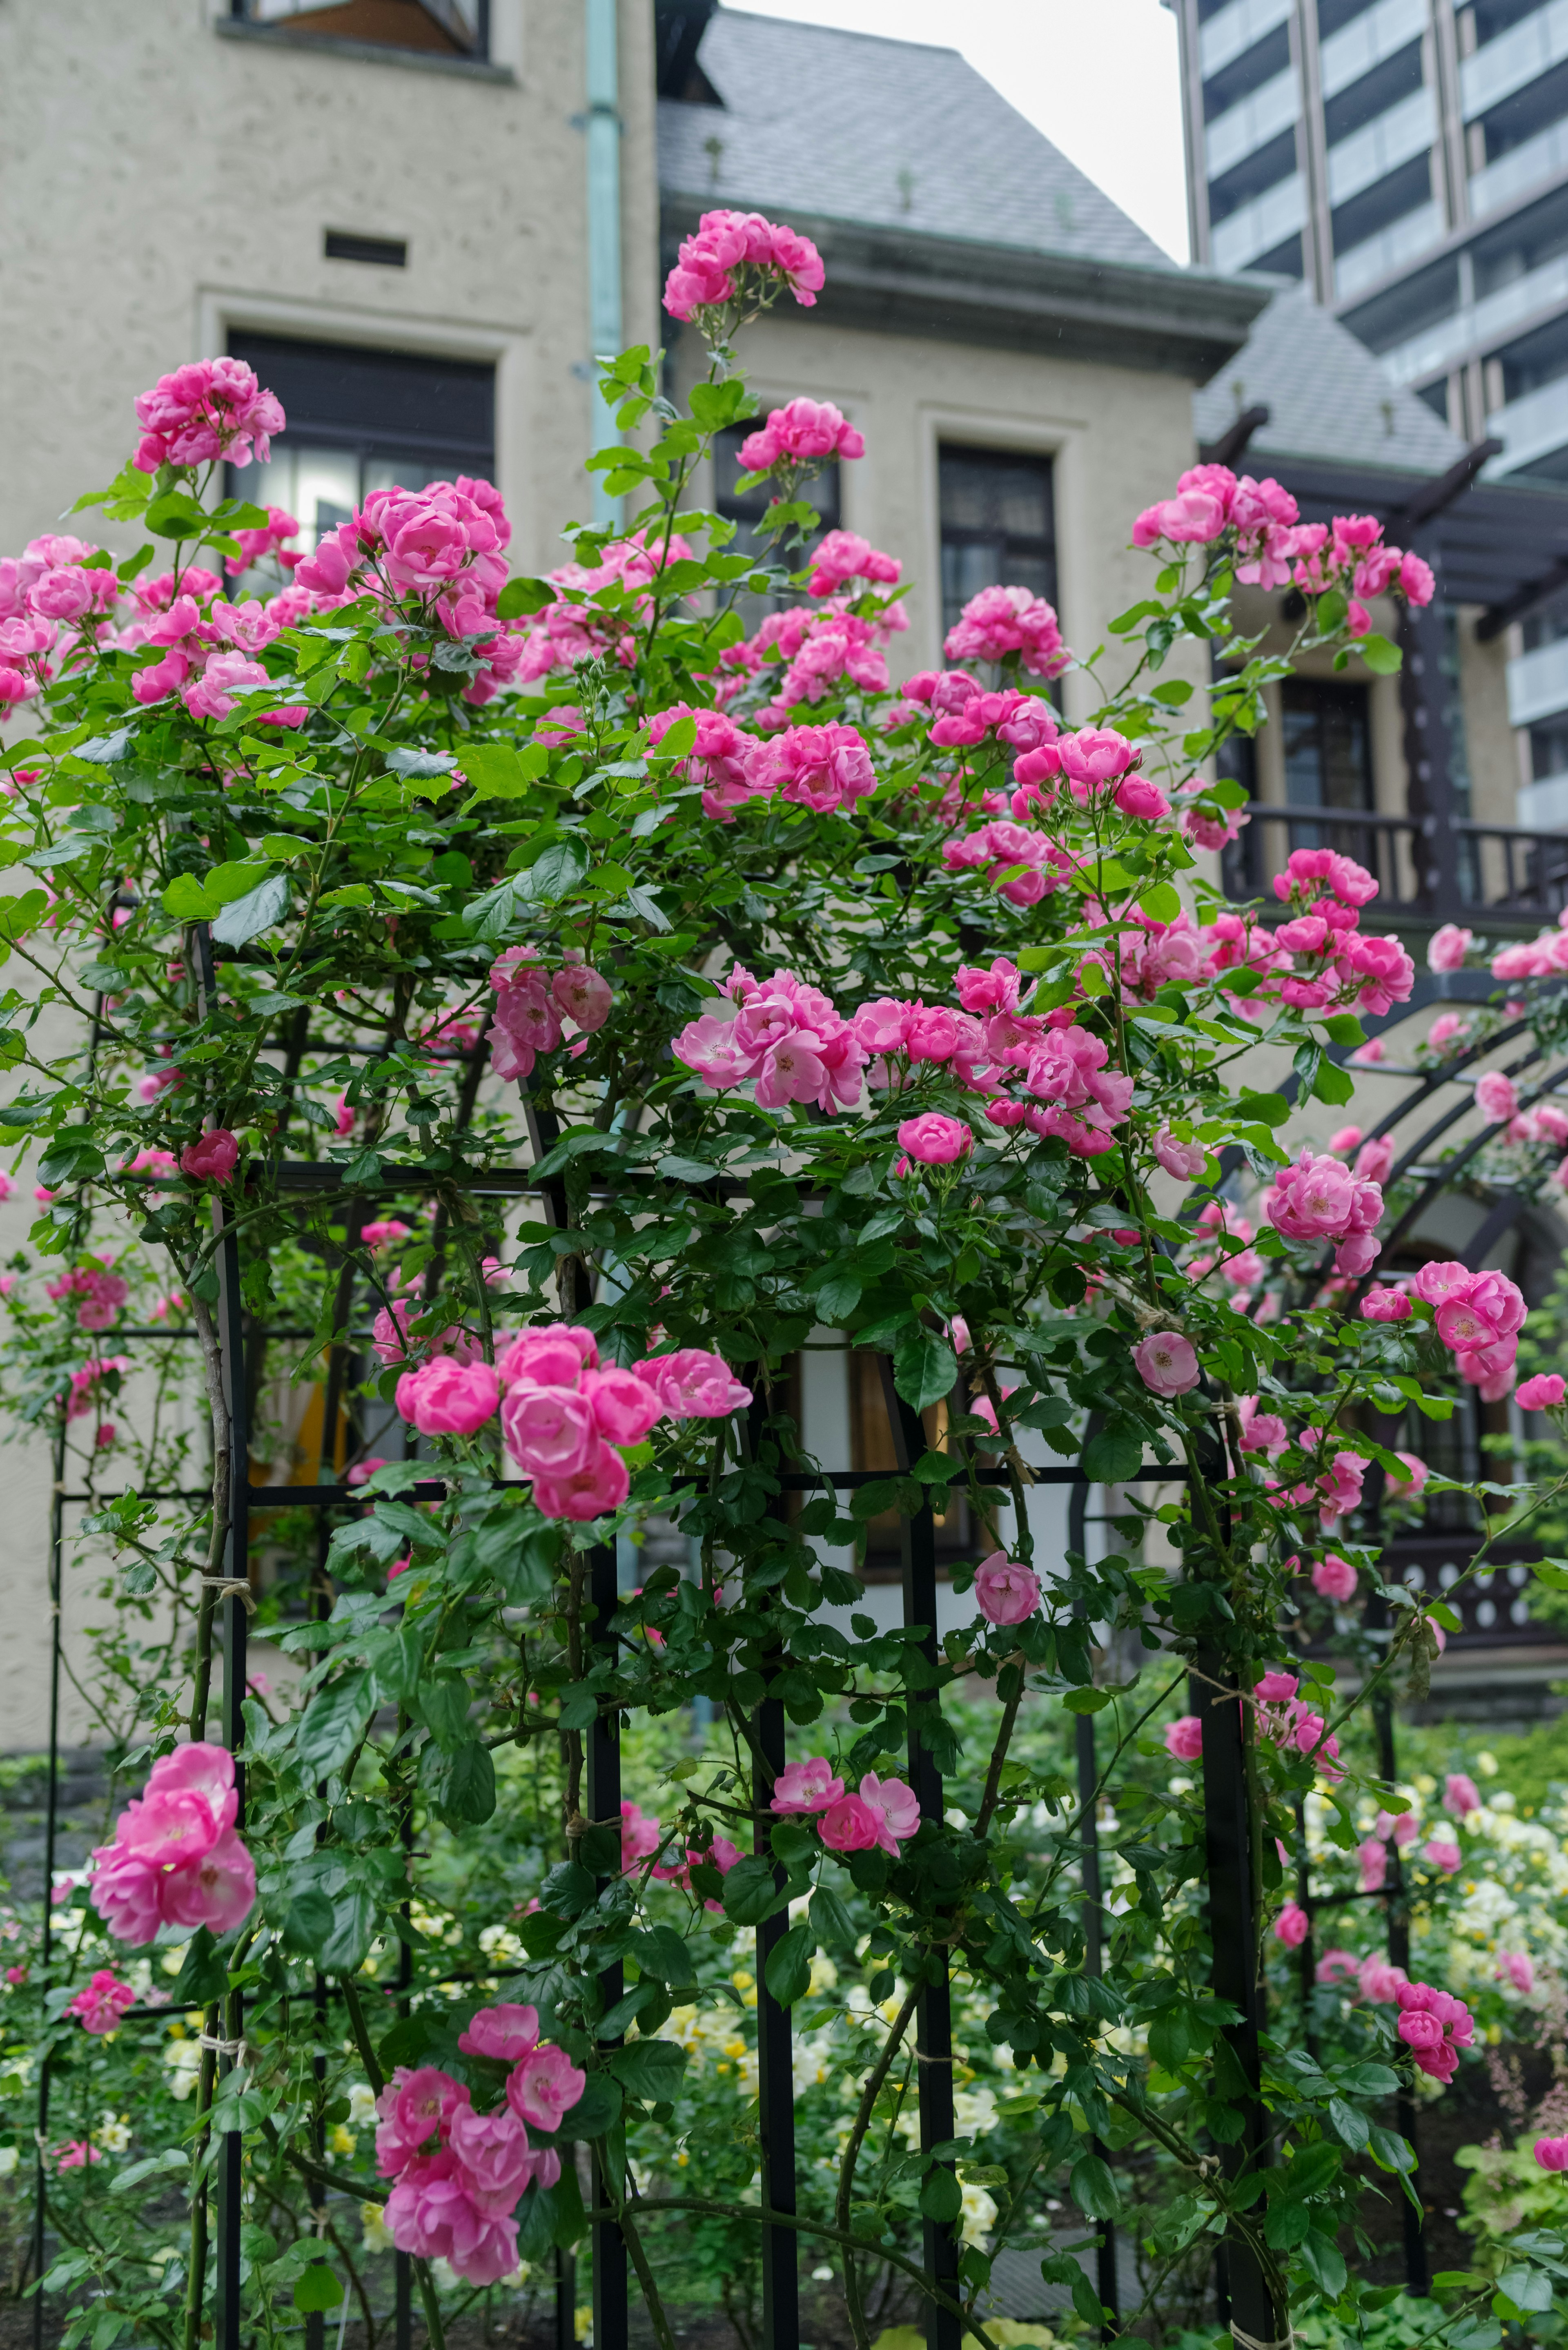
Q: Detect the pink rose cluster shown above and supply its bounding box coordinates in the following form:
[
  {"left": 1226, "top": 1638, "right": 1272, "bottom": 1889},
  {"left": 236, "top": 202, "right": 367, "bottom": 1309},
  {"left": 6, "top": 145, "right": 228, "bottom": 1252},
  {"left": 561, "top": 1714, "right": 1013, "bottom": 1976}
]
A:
[
  {"left": 132, "top": 357, "right": 283, "bottom": 473},
  {"left": 717, "top": 600, "right": 902, "bottom": 727},
  {"left": 1412, "top": 1258, "right": 1527, "bottom": 1401},
  {"left": 1490, "top": 905, "right": 1568, "bottom": 984},
  {"left": 1392, "top": 1980, "right": 1474, "bottom": 2084},
  {"left": 225, "top": 503, "right": 303, "bottom": 578},
  {"left": 66, "top": 1969, "right": 136, "bottom": 2035},
  {"left": 0, "top": 533, "right": 120, "bottom": 709},
  {"left": 376, "top": 2007, "right": 586, "bottom": 2286},
  {"left": 89, "top": 1743, "right": 256, "bottom": 1946},
  {"left": 62, "top": 1355, "right": 131, "bottom": 1425},
  {"left": 1252, "top": 1669, "right": 1343, "bottom": 1781},
  {"left": 942, "top": 584, "right": 1069, "bottom": 680},
  {"left": 649, "top": 702, "right": 770, "bottom": 821},
  {"left": 1134, "top": 466, "right": 1435, "bottom": 633},
  {"left": 903, "top": 669, "right": 1059, "bottom": 754},
  {"left": 486, "top": 946, "right": 613, "bottom": 1083},
  {"left": 674, "top": 964, "right": 866, "bottom": 1113},
  {"left": 514, "top": 528, "right": 697, "bottom": 687},
  {"left": 1264, "top": 1149, "right": 1384, "bottom": 1279},
  {"left": 804, "top": 530, "right": 901, "bottom": 598},
  {"left": 662, "top": 208, "right": 825, "bottom": 322},
  {"left": 770, "top": 1757, "right": 920, "bottom": 1857},
  {"left": 971, "top": 1550, "right": 1042, "bottom": 1625},
  {"left": 1266, "top": 849, "right": 1415, "bottom": 1019},
  {"left": 46, "top": 1259, "right": 129, "bottom": 1332},
  {"left": 392, "top": 1320, "right": 751, "bottom": 1522},
  {"left": 1013, "top": 725, "right": 1170, "bottom": 823},
  {"left": 737, "top": 398, "right": 865, "bottom": 472}
]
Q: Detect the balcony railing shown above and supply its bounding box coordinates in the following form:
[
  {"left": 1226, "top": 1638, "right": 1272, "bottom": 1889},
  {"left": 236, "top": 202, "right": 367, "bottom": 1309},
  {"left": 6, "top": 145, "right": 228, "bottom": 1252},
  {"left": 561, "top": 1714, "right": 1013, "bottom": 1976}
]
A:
[{"left": 1222, "top": 800, "right": 1568, "bottom": 923}]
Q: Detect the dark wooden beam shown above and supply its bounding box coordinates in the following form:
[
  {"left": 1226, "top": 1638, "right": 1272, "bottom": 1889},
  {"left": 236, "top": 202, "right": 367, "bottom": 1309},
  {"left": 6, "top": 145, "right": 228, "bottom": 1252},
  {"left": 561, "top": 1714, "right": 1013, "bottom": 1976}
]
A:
[
  {"left": 1199, "top": 402, "right": 1270, "bottom": 470},
  {"left": 1478, "top": 555, "right": 1568, "bottom": 642},
  {"left": 1391, "top": 436, "right": 1502, "bottom": 533}
]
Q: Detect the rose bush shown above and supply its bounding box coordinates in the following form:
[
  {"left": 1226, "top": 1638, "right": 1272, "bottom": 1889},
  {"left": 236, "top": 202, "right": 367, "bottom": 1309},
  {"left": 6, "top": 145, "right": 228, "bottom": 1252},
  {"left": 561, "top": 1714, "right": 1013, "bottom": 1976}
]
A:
[{"left": 3, "top": 211, "right": 1567, "bottom": 2347}]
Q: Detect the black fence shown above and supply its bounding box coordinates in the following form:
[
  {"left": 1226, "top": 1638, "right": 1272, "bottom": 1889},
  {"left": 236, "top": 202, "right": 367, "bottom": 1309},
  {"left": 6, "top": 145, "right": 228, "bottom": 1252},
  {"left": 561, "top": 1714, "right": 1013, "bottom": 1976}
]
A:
[{"left": 1221, "top": 803, "right": 1568, "bottom": 925}]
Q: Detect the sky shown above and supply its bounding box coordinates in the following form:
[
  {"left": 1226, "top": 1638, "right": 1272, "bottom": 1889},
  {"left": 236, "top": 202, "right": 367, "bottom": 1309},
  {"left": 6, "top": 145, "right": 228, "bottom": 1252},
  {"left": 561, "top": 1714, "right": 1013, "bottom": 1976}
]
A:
[{"left": 724, "top": 0, "right": 1192, "bottom": 264}]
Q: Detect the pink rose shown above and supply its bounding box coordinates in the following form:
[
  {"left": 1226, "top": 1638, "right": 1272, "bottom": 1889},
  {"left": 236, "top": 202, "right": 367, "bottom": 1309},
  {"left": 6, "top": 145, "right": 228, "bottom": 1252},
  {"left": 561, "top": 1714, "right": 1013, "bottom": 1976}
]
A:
[
  {"left": 1397, "top": 2008, "right": 1444, "bottom": 2052},
  {"left": 580, "top": 1365, "right": 663, "bottom": 1446},
  {"left": 500, "top": 1384, "right": 597, "bottom": 1477},
  {"left": 858, "top": 1773, "right": 920, "bottom": 1855},
  {"left": 67, "top": 1969, "right": 136, "bottom": 2035},
  {"left": 1152, "top": 1128, "right": 1206, "bottom": 1179},
  {"left": 158, "top": 1827, "right": 256, "bottom": 1935},
  {"left": 1475, "top": 1070, "right": 1519, "bottom": 1124},
  {"left": 87, "top": 1843, "right": 164, "bottom": 1945},
  {"left": 507, "top": 2042, "right": 586, "bottom": 2133},
  {"left": 1358, "top": 1839, "right": 1387, "bottom": 1893},
  {"left": 1386, "top": 1451, "right": 1428, "bottom": 1497},
  {"left": 1360, "top": 1959, "right": 1408, "bottom": 2003},
  {"left": 1273, "top": 1901, "right": 1309, "bottom": 1948},
  {"left": 385, "top": 2153, "right": 520, "bottom": 2284},
  {"left": 402, "top": 1358, "right": 500, "bottom": 1437},
  {"left": 894, "top": 1112, "right": 971, "bottom": 1165},
  {"left": 531, "top": 1440, "right": 630, "bottom": 1521},
  {"left": 496, "top": 1324, "right": 595, "bottom": 1387},
  {"left": 1498, "top": 1951, "right": 1534, "bottom": 1995},
  {"left": 1312, "top": 1554, "right": 1358, "bottom": 1604},
  {"left": 446, "top": 2103, "right": 536, "bottom": 2214},
  {"left": 1316, "top": 1949, "right": 1361, "bottom": 1987},
  {"left": 1427, "top": 923, "right": 1472, "bottom": 973},
  {"left": 1134, "top": 1331, "right": 1199, "bottom": 1396},
  {"left": 620, "top": 1801, "right": 661, "bottom": 1871},
  {"left": 819, "top": 1793, "right": 883, "bottom": 1853},
  {"left": 1422, "top": 1834, "right": 1461, "bottom": 1873},
  {"left": 1444, "top": 1773, "right": 1481, "bottom": 1820},
  {"left": 1517, "top": 1373, "right": 1566, "bottom": 1411},
  {"left": 458, "top": 2004, "right": 539, "bottom": 2063},
  {"left": 179, "top": 1128, "right": 239, "bottom": 1183},
  {"left": 972, "top": 1551, "right": 1042, "bottom": 1625},
  {"left": 771, "top": 1757, "right": 844, "bottom": 1814},
  {"left": 552, "top": 961, "right": 613, "bottom": 1032},
  {"left": 1164, "top": 1716, "right": 1202, "bottom": 1761},
  {"left": 1359, "top": 1285, "right": 1410, "bottom": 1322},
  {"left": 1535, "top": 2136, "right": 1568, "bottom": 2172},
  {"left": 375, "top": 2067, "right": 470, "bottom": 2177},
  {"left": 634, "top": 1349, "right": 752, "bottom": 1420}
]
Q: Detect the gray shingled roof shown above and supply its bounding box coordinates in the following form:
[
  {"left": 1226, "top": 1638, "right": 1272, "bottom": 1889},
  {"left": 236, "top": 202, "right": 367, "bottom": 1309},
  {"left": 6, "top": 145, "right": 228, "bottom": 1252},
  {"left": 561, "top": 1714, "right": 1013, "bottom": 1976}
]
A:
[
  {"left": 658, "top": 7, "right": 1176, "bottom": 274},
  {"left": 1193, "top": 279, "right": 1468, "bottom": 474}
]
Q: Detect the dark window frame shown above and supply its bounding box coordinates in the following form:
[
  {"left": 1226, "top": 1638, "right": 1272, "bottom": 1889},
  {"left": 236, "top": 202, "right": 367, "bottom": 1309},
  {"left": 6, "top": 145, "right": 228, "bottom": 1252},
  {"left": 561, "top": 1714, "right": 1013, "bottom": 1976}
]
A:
[
  {"left": 938, "top": 444, "right": 1058, "bottom": 645},
  {"left": 1281, "top": 675, "right": 1375, "bottom": 814},
  {"left": 229, "top": 0, "right": 490, "bottom": 59}
]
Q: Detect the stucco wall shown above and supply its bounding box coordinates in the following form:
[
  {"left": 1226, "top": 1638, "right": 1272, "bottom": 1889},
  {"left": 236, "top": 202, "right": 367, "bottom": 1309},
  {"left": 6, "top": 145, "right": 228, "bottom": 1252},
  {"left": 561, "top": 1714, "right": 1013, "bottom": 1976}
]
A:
[
  {"left": 0, "top": 0, "right": 658, "bottom": 575},
  {"left": 671, "top": 315, "right": 1209, "bottom": 708}
]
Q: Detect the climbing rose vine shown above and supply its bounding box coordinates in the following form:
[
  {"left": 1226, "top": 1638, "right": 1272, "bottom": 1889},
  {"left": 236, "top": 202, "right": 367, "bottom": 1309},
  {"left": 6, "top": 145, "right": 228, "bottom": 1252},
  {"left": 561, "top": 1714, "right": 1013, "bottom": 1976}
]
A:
[{"left": 2, "top": 206, "right": 1565, "bottom": 2345}]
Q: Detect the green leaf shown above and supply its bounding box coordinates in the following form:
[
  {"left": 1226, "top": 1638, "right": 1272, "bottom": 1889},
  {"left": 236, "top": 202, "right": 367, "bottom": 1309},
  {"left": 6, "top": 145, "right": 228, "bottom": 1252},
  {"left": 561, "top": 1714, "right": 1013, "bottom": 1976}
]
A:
[
  {"left": 495, "top": 576, "right": 555, "bottom": 620},
  {"left": 1083, "top": 1422, "right": 1143, "bottom": 1482},
  {"left": 1138, "top": 882, "right": 1181, "bottom": 923},
  {"left": 283, "top": 1892, "right": 336, "bottom": 1960},
  {"left": 1299, "top": 2229, "right": 1348, "bottom": 2298},
  {"left": 1279, "top": 2141, "right": 1341, "bottom": 2203},
  {"left": 211, "top": 873, "right": 289, "bottom": 947},
  {"left": 438, "top": 1741, "right": 497, "bottom": 1825},
  {"left": 1070, "top": 2154, "right": 1119, "bottom": 2219},
  {"left": 561, "top": 2074, "right": 620, "bottom": 2138},
  {"left": 631, "top": 1925, "right": 697, "bottom": 1988},
  {"left": 459, "top": 742, "right": 550, "bottom": 800},
  {"left": 893, "top": 1332, "right": 957, "bottom": 1413},
  {"left": 764, "top": 1921, "right": 815, "bottom": 2008},
  {"left": 1312, "top": 1055, "right": 1354, "bottom": 1106},
  {"left": 146, "top": 492, "right": 209, "bottom": 540},
  {"left": 1071, "top": 2274, "right": 1107, "bottom": 2328},
  {"left": 293, "top": 2265, "right": 344, "bottom": 2315},
  {"left": 1497, "top": 2265, "right": 1555, "bottom": 2315},
  {"left": 1235, "top": 1093, "right": 1289, "bottom": 1128},
  {"left": 294, "top": 1671, "right": 376, "bottom": 1779},
  {"left": 167, "top": 1926, "right": 229, "bottom": 2004},
  {"left": 1147, "top": 2008, "right": 1189, "bottom": 2071},
  {"left": 1359, "top": 632, "right": 1402, "bottom": 675},
  {"left": 809, "top": 1886, "right": 857, "bottom": 1949},
  {"left": 721, "top": 1854, "right": 788, "bottom": 1927},
  {"left": 919, "top": 2165, "right": 963, "bottom": 2222},
  {"left": 606, "top": 2038, "right": 687, "bottom": 2103},
  {"left": 522, "top": 838, "right": 590, "bottom": 902},
  {"left": 1061, "top": 1688, "right": 1111, "bottom": 1715},
  {"left": 815, "top": 1272, "right": 862, "bottom": 1322},
  {"left": 1327, "top": 2095, "right": 1369, "bottom": 2153},
  {"left": 318, "top": 1888, "right": 377, "bottom": 1976}
]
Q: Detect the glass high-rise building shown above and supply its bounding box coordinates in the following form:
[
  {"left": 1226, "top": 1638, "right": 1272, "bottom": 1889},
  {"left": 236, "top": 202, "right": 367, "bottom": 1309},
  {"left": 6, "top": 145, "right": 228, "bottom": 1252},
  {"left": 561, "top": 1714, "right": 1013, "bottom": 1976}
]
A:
[{"left": 1171, "top": 0, "right": 1568, "bottom": 475}]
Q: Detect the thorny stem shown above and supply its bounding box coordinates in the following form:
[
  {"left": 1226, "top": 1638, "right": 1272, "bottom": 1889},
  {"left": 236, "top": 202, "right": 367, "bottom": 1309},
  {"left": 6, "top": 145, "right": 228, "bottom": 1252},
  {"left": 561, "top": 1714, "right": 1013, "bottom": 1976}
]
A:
[
  {"left": 834, "top": 1981, "right": 920, "bottom": 2350},
  {"left": 974, "top": 1657, "right": 1026, "bottom": 1838},
  {"left": 187, "top": 1284, "right": 232, "bottom": 1739}
]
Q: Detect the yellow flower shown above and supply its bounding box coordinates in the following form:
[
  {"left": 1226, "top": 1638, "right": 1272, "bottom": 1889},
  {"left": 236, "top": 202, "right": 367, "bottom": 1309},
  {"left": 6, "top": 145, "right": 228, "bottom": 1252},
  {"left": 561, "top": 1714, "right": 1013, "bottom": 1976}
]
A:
[
  {"left": 330, "top": 2125, "right": 357, "bottom": 2157},
  {"left": 731, "top": 1970, "right": 755, "bottom": 1992},
  {"left": 723, "top": 2038, "right": 748, "bottom": 2060}
]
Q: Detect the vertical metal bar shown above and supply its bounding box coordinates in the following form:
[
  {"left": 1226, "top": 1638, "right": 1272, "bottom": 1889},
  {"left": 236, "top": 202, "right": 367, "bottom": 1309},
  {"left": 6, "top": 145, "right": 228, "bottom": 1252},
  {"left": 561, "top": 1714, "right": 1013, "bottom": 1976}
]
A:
[
  {"left": 31, "top": 1413, "right": 67, "bottom": 2350},
  {"left": 754, "top": 1692, "right": 798, "bottom": 2347},
  {"left": 1369, "top": 1631, "right": 1428, "bottom": 2298},
  {"left": 212, "top": 1182, "right": 249, "bottom": 2350},
  {"left": 1067, "top": 1481, "right": 1118, "bottom": 2336},
  {"left": 1399, "top": 555, "right": 1461, "bottom": 921},
  {"left": 878, "top": 1361, "right": 960, "bottom": 2350},
  {"left": 586, "top": 1542, "right": 627, "bottom": 2350},
  {"left": 1294, "top": 1798, "right": 1317, "bottom": 2062},
  {"left": 1191, "top": 1652, "right": 1283, "bottom": 2343}
]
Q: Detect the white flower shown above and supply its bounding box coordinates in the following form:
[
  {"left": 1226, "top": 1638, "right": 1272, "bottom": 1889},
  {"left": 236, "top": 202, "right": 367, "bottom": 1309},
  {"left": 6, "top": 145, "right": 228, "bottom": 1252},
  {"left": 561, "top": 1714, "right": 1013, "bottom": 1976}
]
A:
[
  {"left": 347, "top": 2082, "right": 377, "bottom": 2129},
  {"left": 361, "top": 2203, "right": 391, "bottom": 2254},
  {"left": 0, "top": 2148, "right": 18, "bottom": 2178},
  {"left": 97, "top": 2113, "right": 131, "bottom": 2154},
  {"left": 960, "top": 2181, "right": 998, "bottom": 2247}
]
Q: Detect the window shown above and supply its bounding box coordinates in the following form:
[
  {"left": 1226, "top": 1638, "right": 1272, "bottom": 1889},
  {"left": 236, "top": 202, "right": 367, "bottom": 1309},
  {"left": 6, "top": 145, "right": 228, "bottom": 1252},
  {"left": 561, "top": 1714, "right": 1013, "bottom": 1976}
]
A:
[
  {"left": 712, "top": 423, "right": 840, "bottom": 624},
  {"left": 1479, "top": 56, "right": 1568, "bottom": 164},
  {"left": 1530, "top": 717, "right": 1568, "bottom": 780},
  {"left": 1207, "top": 126, "right": 1301, "bottom": 225},
  {"left": 1523, "top": 586, "right": 1568, "bottom": 653},
  {"left": 1498, "top": 311, "right": 1568, "bottom": 404},
  {"left": 226, "top": 334, "right": 495, "bottom": 547},
  {"left": 1250, "top": 230, "right": 1305, "bottom": 276},
  {"left": 1332, "top": 152, "right": 1432, "bottom": 256},
  {"left": 1323, "top": 41, "right": 1425, "bottom": 148},
  {"left": 1473, "top": 182, "right": 1568, "bottom": 300},
  {"left": 939, "top": 447, "right": 1057, "bottom": 642},
  {"left": 1317, "top": 0, "right": 1379, "bottom": 34},
  {"left": 234, "top": 0, "right": 488, "bottom": 56},
  {"left": 1202, "top": 25, "right": 1292, "bottom": 122},
  {"left": 1282, "top": 678, "right": 1374, "bottom": 810},
  {"left": 1341, "top": 251, "right": 1459, "bottom": 355},
  {"left": 849, "top": 1355, "right": 971, "bottom": 1574}
]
